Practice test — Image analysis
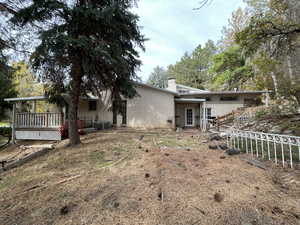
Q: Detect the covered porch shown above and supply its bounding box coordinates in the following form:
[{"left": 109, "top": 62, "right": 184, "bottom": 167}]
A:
[
  {"left": 4, "top": 96, "right": 64, "bottom": 142},
  {"left": 174, "top": 98, "right": 208, "bottom": 131}
]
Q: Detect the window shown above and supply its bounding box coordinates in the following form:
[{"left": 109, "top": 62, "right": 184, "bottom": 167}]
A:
[
  {"left": 88, "top": 100, "right": 97, "bottom": 111},
  {"left": 206, "top": 108, "right": 212, "bottom": 119},
  {"left": 220, "top": 96, "right": 238, "bottom": 101}
]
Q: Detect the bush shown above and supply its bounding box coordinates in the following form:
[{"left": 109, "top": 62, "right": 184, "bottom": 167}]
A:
[
  {"left": 255, "top": 109, "right": 268, "bottom": 119},
  {"left": 0, "top": 127, "right": 11, "bottom": 138},
  {"left": 94, "top": 121, "right": 112, "bottom": 130}
]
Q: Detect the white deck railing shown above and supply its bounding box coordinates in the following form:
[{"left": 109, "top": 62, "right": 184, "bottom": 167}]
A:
[
  {"left": 16, "top": 112, "right": 63, "bottom": 128},
  {"left": 227, "top": 129, "right": 300, "bottom": 168}
]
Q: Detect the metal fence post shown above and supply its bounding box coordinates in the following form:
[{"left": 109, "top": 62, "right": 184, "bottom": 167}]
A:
[
  {"left": 289, "top": 140, "right": 293, "bottom": 168},
  {"left": 245, "top": 133, "right": 248, "bottom": 154},
  {"left": 280, "top": 137, "right": 285, "bottom": 167},
  {"left": 255, "top": 133, "right": 259, "bottom": 157},
  {"left": 267, "top": 135, "right": 271, "bottom": 160}
]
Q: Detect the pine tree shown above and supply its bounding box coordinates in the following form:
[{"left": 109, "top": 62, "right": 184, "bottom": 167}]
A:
[
  {"left": 0, "top": 39, "right": 17, "bottom": 118},
  {"left": 11, "top": 0, "right": 145, "bottom": 145}
]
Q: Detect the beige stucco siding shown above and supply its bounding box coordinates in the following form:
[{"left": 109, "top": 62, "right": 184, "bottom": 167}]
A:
[
  {"left": 78, "top": 99, "right": 112, "bottom": 122},
  {"left": 77, "top": 86, "right": 175, "bottom": 128},
  {"left": 205, "top": 95, "right": 244, "bottom": 117},
  {"left": 126, "top": 86, "right": 175, "bottom": 128}
]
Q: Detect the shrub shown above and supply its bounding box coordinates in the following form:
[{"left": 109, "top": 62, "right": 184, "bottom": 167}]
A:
[
  {"left": 255, "top": 109, "right": 268, "bottom": 119},
  {"left": 0, "top": 127, "right": 11, "bottom": 138}
]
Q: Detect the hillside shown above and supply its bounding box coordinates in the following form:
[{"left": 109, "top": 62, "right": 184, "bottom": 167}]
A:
[
  {"left": 233, "top": 105, "right": 300, "bottom": 136},
  {"left": 0, "top": 129, "right": 299, "bottom": 225}
]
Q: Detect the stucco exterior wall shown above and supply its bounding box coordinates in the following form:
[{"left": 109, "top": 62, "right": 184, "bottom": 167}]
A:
[
  {"left": 126, "top": 86, "right": 175, "bottom": 128},
  {"left": 205, "top": 95, "right": 245, "bottom": 117},
  {"left": 77, "top": 86, "right": 175, "bottom": 128},
  {"left": 77, "top": 99, "right": 112, "bottom": 122}
]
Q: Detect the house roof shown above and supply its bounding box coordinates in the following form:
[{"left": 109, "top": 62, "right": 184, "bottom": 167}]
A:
[
  {"left": 176, "top": 84, "right": 209, "bottom": 93},
  {"left": 179, "top": 90, "right": 270, "bottom": 96},
  {"left": 135, "top": 82, "right": 178, "bottom": 95}
]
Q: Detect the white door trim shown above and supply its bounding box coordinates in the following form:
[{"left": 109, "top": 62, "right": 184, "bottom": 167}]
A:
[{"left": 185, "top": 107, "right": 194, "bottom": 127}]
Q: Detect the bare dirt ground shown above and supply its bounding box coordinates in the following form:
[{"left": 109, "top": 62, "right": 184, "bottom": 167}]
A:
[{"left": 0, "top": 129, "right": 299, "bottom": 225}]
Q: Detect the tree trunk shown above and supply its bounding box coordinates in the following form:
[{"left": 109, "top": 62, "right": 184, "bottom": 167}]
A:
[
  {"left": 270, "top": 72, "right": 279, "bottom": 96},
  {"left": 68, "top": 61, "right": 82, "bottom": 146},
  {"left": 287, "top": 54, "right": 296, "bottom": 85},
  {"left": 294, "top": 90, "right": 300, "bottom": 106}
]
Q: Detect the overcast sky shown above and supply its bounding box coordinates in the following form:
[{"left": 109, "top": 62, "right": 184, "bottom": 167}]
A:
[{"left": 132, "top": 0, "right": 245, "bottom": 81}]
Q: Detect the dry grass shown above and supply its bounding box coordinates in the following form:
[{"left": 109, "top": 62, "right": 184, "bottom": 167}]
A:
[{"left": 0, "top": 128, "right": 299, "bottom": 225}]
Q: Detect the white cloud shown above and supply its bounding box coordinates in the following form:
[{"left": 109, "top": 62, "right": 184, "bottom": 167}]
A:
[{"left": 133, "top": 0, "right": 246, "bottom": 81}]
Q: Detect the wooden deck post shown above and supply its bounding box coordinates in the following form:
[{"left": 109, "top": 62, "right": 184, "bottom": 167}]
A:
[
  {"left": 12, "top": 103, "right": 16, "bottom": 144},
  {"left": 46, "top": 113, "right": 49, "bottom": 128},
  {"left": 33, "top": 100, "right": 37, "bottom": 113}
]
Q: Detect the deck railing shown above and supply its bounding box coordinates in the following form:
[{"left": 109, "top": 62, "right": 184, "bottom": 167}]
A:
[
  {"left": 227, "top": 129, "right": 300, "bottom": 168},
  {"left": 16, "top": 112, "right": 63, "bottom": 128}
]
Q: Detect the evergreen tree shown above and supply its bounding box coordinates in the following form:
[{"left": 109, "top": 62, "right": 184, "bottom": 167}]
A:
[
  {"left": 147, "top": 66, "right": 168, "bottom": 88},
  {"left": 209, "top": 45, "right": 254, "bottom": 90},
  {"left": 167, "top": 40, "right": 217, "bottom": 89},
  {"left": 0, "top": 40, "right": 17, "bottom": 118},
  {"left": 11, "top": 0, "right": 145, "bottom": 145}
]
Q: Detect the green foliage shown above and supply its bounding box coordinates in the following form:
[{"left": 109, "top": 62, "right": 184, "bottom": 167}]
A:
[
  {"left": 11, "top": 0, "right": 145, "bottom": 144},
  {"left": 0, "top": 44, "right": 17, "bottom": 118},
  {"left": 255, "top": 108, "right": 268, "bottom": 119},
  {"left": 235, "top": 0, "right": 300, "bottom": 104},
  {"left": 12, "top": 0, "right": 145, "bottom": 101},
  {"left": 12, "top": 61, "right": 43, "bottom": 97},
  {"left": 147, "top": 66, "right": 168, "bottom": 88},
  {"left": 0, "top": 127, "right": 11, "bottom": 138},
  {"left": 209, "top": 45, "right": 254, "bottom": 90},
  {"left": 167, "top": 40, "right": 217, "bottom": 89}
]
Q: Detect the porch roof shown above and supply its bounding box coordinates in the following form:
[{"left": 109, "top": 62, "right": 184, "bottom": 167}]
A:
[
  {"left": 4, "top": 96, "right": 48, "bottom": 102},
  {"left": 175, "top": 98, "right": 206, "bottom": 103},
  {"left": 4, "top": 94, "right": 99, "bottom": 103}
]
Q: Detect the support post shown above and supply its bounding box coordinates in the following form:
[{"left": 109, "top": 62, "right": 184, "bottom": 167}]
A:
[
  {"left": 265, "top": 92, "right": 270, "bottom": 107},
  {"left": 203, "top": 101, "right": 206, "bottom": 132},
  {"left": 33, "top": 100, "right": 37, "bottom": 113},
  {"left": 11, "top": 103, "right": 16, "bottom": 144},
  {"left": 199, "top": 103, "right": 201, "bottom": 131}
]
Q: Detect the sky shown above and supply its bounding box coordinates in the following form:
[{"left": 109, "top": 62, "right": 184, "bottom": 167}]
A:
[{"left": 132, "top": 0, "right": 246, "bottom": 81}]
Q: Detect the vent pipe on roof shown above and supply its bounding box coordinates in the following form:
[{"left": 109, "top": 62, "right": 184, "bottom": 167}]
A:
[{"left": 167, "top": 78, "right": 177, "bottom": 92}]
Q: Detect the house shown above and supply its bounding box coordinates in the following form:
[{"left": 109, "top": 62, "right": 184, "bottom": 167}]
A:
[{"left": 4, "top": 78, "right": 269, "bottom": 141}]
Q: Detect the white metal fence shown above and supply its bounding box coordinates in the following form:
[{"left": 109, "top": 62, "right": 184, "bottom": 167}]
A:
[{"left": 227, "top": 129, "right": 300, "bottom": 168}]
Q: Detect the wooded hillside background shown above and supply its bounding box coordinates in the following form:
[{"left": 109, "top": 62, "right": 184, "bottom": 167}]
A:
[{"left": 147, "top": 0, "right": 300, "bottom": 107}]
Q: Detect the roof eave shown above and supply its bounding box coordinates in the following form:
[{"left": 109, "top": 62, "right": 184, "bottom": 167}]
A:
[
  {"left": 179, "top": 91, "right": 271, "bottom": 96},
  {"left": 134, "top": 82, "right": 178, "bottom": 96},
  {"left": 4, "top": 96, "right": 48, "bottom": 102}
]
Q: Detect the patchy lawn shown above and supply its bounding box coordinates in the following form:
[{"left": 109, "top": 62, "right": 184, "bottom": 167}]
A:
[
  {"left": 0, "top": 129, "right": 299, "bottom": 225},
  {"left": 0, "top": 122, "right": 10, "bottom": 127}
]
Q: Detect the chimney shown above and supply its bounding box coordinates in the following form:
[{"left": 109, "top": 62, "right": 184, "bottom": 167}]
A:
[{"left": 167, "top": 78, "right": 177, "bottom": 92}]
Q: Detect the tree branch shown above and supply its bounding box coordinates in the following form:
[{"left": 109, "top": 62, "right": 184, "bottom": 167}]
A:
[{"left": 0, "top": 2, "right": 17, "bottom": 15}]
